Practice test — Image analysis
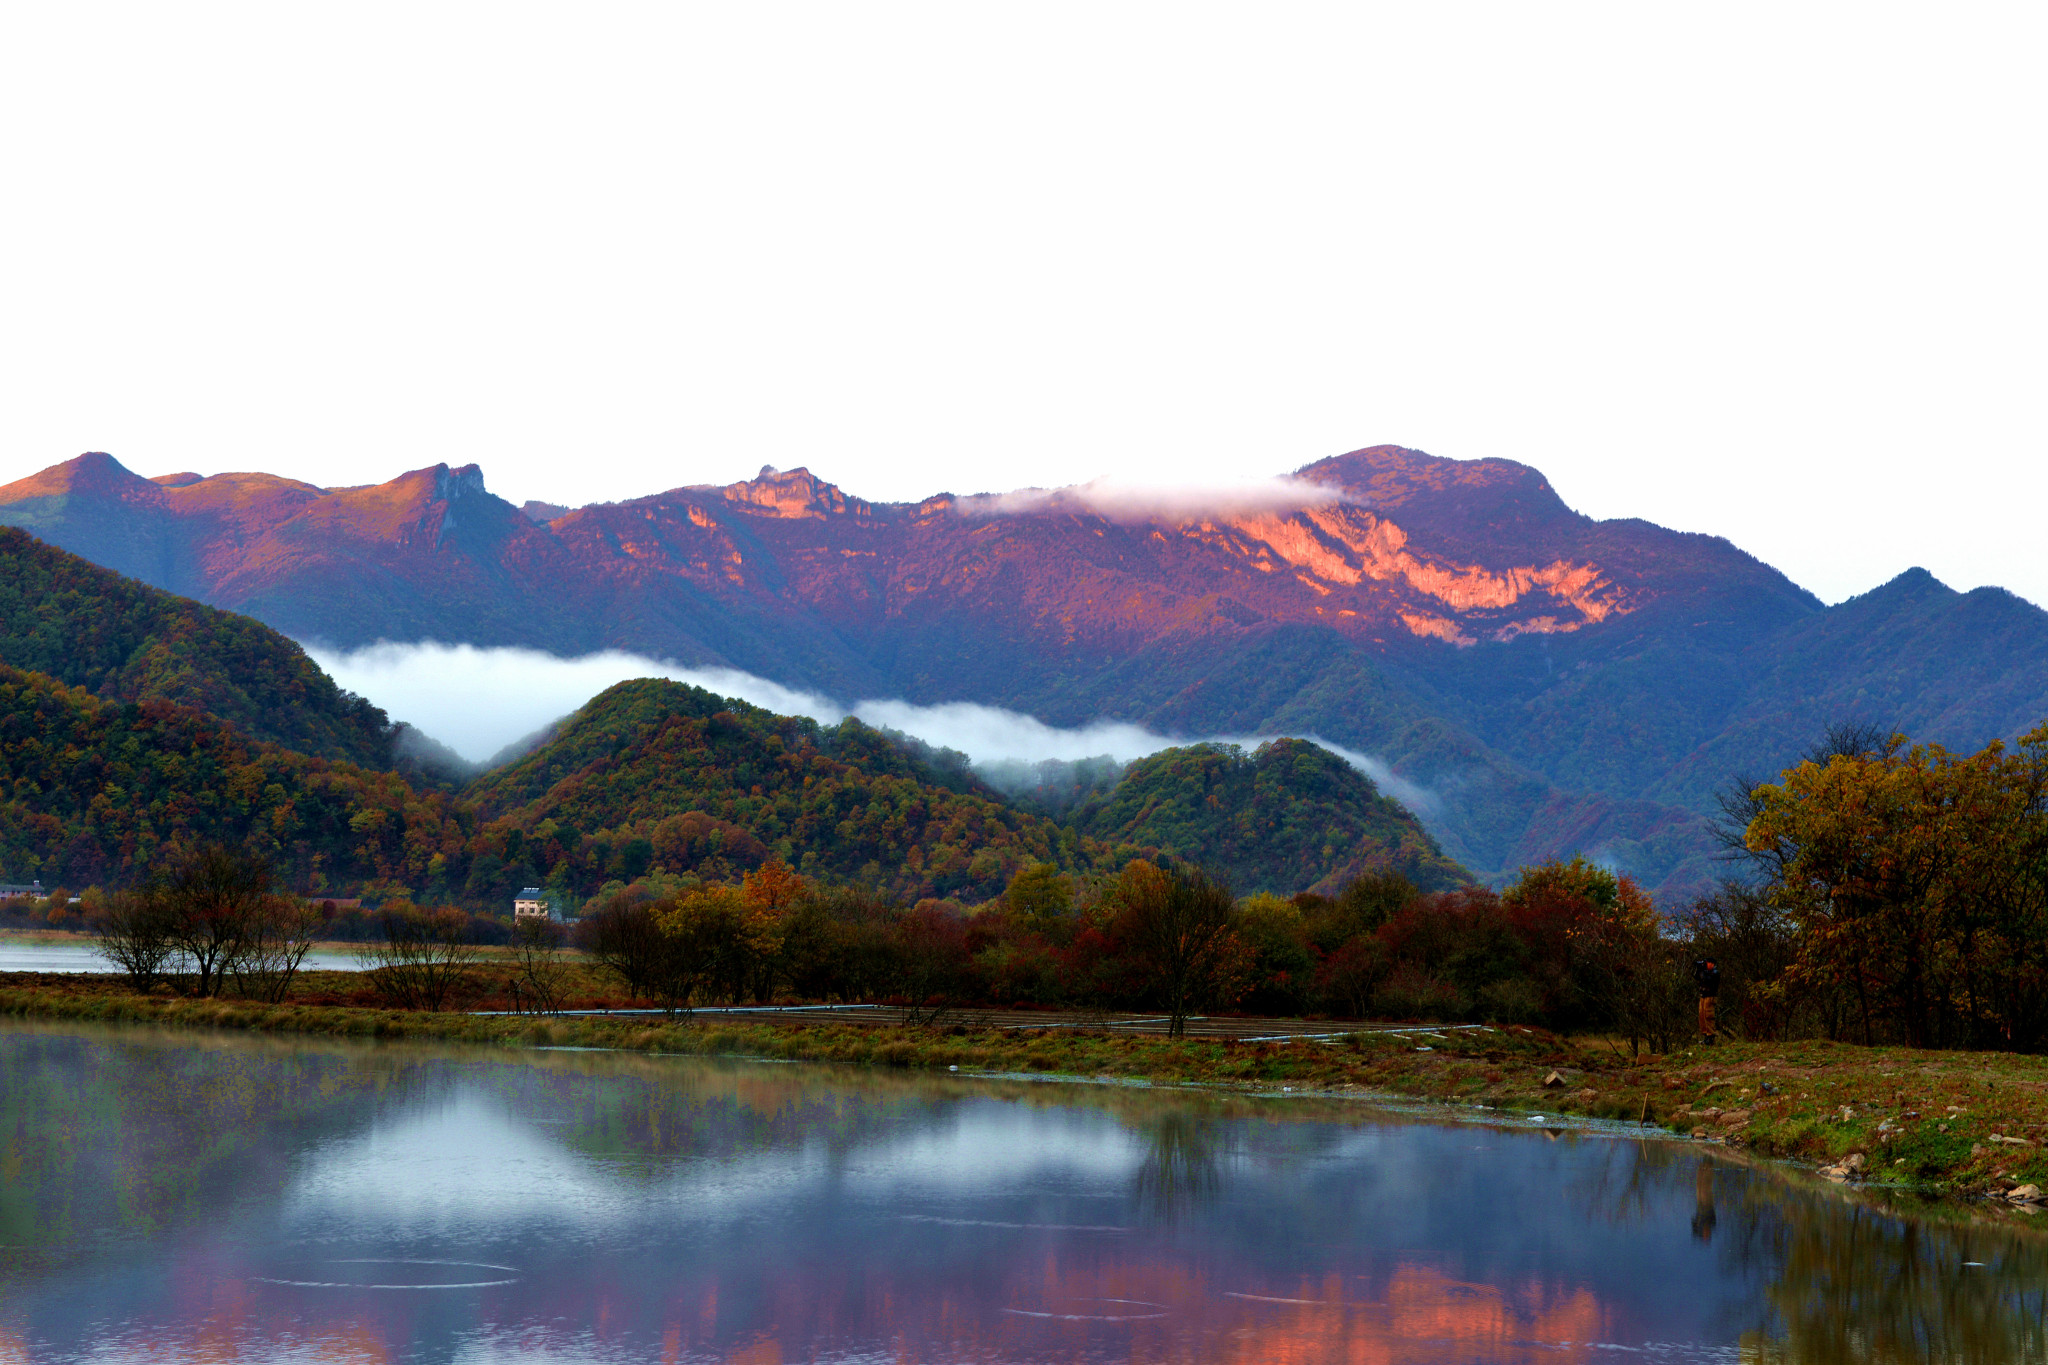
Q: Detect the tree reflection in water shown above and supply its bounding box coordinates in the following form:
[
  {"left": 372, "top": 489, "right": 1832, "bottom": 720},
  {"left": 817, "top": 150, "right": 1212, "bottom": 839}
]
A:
[
  {"left": 1569, "top": 1135, "right": 2048, "bottom": 1362},
  {"left": 1744, "top": 1189, "right": 2048, "bottom": 1363},
  {"left": 1130, "top": 1110, "right": 1228, "bottom": 1222}
]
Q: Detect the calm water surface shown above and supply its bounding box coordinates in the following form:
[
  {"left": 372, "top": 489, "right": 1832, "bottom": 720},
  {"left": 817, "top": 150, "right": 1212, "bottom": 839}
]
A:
[
  {"left": 0, "top": 939, "right": 361, "bottom": 975},
  {"left": 1, "top": 1023, "right": 2044, "bottom": 1364}
]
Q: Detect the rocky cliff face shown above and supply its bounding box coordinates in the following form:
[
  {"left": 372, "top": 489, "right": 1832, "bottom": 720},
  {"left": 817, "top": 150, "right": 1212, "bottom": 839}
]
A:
[{"left": 5, "top": 444, "right": 2040, "bottom": 902}]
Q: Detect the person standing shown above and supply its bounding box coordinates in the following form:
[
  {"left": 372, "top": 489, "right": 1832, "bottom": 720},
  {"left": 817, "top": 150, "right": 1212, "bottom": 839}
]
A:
[{"left": 1694, "top": 958, "right": 1720, "bottom": 1045}]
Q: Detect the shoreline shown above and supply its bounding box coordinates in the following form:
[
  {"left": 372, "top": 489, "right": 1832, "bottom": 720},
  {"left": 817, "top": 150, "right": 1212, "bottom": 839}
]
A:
[{"left": 6, "top": 973, "right": 2048, "bottom": 1206}]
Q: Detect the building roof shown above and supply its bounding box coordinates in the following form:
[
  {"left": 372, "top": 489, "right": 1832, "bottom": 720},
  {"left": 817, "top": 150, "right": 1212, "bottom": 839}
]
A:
[{"left": 516, "top": 887, "right": 546, "bottom": 898}]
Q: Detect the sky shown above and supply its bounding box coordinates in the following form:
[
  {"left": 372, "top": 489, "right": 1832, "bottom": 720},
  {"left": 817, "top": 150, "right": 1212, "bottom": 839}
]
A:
[{"left": 1, "top": 4, "right": 2042, "bottom": 607}]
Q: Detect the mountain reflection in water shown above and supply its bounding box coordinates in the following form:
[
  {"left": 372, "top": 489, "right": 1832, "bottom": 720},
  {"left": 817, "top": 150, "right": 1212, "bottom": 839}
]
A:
[{"left": 1, "top": 1023, "right": 2045, "bottom": 1363}]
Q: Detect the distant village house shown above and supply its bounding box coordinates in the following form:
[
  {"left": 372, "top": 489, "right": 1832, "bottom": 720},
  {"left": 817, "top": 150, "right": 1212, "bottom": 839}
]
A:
[
  {"left": 514, "top": 887, "right": 561, "bottom": 922},
  {"left": 0, "top": 880, "right": 46, "bottom": 900}
]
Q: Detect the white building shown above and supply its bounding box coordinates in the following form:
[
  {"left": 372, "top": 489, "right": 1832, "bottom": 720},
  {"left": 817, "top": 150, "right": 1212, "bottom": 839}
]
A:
[{"left": 513, "top": 887, "right": 557, "bottom": 921}]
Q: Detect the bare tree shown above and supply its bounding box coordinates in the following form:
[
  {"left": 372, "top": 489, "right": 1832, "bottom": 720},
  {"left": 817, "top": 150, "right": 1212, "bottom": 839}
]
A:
[
  {"left": 356, "top": 905, "right": 480, "bottom": 1011},
  {"left": 231, "top": 897, "right": 321, "bottom": 1003},
  {"left": 160, "top": 846, "right": 274, "bottom": 998},
  {"left": 90, "top": 887, "right": 179, "bottom": 991},
  {"left": 508, "top": 915, "right": 572, "bottom": 1015},
  {"left": 1714, "top": 720, "right": 1897, "bottom": 869},
  {"left": 577, "top": 894, "right": 671, "bottom": 1000}
]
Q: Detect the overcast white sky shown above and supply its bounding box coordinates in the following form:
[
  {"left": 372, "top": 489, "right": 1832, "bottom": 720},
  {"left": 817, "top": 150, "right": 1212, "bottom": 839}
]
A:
[{"left": 1, "top": 4, "right": 2041, "bottom": 606}]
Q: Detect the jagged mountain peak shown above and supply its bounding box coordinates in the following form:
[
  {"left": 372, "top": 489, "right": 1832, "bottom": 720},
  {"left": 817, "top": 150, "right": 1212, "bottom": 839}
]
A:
[
  {"left": 719, "top": 465, "right": 870, "bottom": 520},
  {"left": 362, "top": 462, "right": 490, "bottom": 506},
  {"left": 0, "top": 442, "right": 1792, "bottom": 664}
]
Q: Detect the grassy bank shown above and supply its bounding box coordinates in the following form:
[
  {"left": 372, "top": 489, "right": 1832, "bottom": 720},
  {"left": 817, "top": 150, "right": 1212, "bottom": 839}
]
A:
[{"left": 7, "top": 973, "right": 2048, "bottom": 1199}]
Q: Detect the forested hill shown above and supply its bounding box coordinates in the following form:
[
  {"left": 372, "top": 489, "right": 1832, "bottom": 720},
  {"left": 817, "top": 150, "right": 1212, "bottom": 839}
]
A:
[
  {"left": 0, "top": 527, "right": 394, "bottom": 768},
  {"left": 0, "top": 576, "right": 1470, "bottom": 905},
  {"left": 462, "top": 679, "right": 1120, "bottom": 904},
  {"left": 0, "top": 653, "right": 1468, "bottom": 904},
  {"left": 0, "top": 659, "right": 1109, "bottom": 906},
  {"left": 461, "top": 684, "right": 1479, "bottom": 903},
  {"left": 0, "top": 663, "right": 464, "bottom": 894},
  {"left": 0, "top": 664, "right": 1099, "bottom": 906},
  {"left": 1064, "top": 739, "right": 1469, "bottom": 896}
]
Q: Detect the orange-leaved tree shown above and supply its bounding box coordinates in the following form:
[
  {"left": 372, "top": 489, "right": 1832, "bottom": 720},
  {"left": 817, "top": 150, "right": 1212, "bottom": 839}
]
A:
[{"left": 1746, "top": 724, "right": 2048, "bottom": 1049}]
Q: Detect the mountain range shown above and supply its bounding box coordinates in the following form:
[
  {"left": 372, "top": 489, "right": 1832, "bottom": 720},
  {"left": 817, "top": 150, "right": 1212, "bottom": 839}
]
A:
[{"left": 6, "top": 445, "right": 2043, "bottom": 900}]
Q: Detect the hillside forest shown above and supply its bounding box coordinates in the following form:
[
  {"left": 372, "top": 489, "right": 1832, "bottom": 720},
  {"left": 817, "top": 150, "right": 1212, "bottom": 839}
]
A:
[{"left": 0, "top": 528, "right": 1462, "bottom": 912}]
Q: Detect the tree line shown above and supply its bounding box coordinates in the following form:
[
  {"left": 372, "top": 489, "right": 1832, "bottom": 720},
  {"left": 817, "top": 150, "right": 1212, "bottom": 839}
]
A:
[
  {"left": 82, "top": 840, "right": 1685, "bottom": 1046},
  {"left": 91, "top": 842, "right": 573, "bottom": 1012},
  {"left": 573, "top": 852, "right": 1678, "bottom": 1043},
  {"left": 95, "top": 845, "right": 322, "bottom": 1001},
  {"left": 473, "top": 713, "right": 2048, "bottom": 1057}
]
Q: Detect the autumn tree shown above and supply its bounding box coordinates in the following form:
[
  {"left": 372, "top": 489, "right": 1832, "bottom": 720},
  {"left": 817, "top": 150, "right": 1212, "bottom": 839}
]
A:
[
  {"left": 1745, "top": 724, "right": 2048, "bottom": 1049},
  {"left": 780, "top": 885, "right": 897, "bottom": 1003},
  {"left": 890, "top": 900, "right": 973, "bottom": 1024},
  {"left": 577, "top": 891, "right": 674, "bottom": 1002},
  {"left": 1108, "top": 861, "right": 1251, "bottom": 1038},
  {"left": 1003, "top": 862, "right": 1074, "bottom": 929},
  {"left": 735, "top": 861, "right": 804, "bottom": 1001},
  {"left": 657, "top": 883, "right": 787, "bottom": 1009}
]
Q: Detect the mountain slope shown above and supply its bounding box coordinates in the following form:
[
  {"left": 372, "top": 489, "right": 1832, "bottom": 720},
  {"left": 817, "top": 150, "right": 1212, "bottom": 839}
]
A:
[
  {"left": 1064, "top": 739, "right": 1468, "bottom": 896},
  {"left": 1650, "top": 570, "right": 2048, "bottom": 812},
  {"left": 0, "top": 663, "right": 466, "bottom": 892},
  {"left": 0, "top": 526, "right": 395, "bottom": 767}
]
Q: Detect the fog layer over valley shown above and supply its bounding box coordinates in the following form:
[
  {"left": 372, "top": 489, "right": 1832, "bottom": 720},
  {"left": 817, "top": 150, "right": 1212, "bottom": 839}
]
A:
[{"left": 309, "top": 640, "right": 1434, "bottom": 813}]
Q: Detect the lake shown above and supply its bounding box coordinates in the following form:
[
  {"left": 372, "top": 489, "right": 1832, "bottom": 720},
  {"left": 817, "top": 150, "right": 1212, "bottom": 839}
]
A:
[
  {"left": 0, "top": 938, "right": 362, "bottom": 975},
  {"left": 1, "top": 1022, "right": 2043, "bottom": 1363}
]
